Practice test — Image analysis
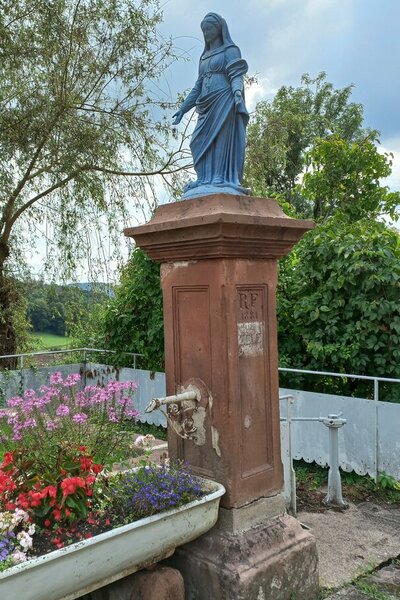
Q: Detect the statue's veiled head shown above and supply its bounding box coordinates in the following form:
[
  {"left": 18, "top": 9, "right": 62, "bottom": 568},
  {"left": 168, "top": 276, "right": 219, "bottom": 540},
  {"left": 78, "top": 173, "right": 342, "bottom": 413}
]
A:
[
  {"left": 200, "top": 13, "right": 235, "bottom": 54},
  {"left": 201, "top": 14, "right": 222, "bottom": 47}
]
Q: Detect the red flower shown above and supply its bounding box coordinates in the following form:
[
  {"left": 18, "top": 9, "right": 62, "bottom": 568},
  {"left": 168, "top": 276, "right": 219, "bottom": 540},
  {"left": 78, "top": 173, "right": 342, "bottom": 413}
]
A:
[
  {"left": 79, "top": 456, "right": 92, "bottom": 471},
  {"left": 85, "top": 475, "right": 96, "bottom": 485},
  {"left": 29, "top": 491, "right": 43, "bottom": 507},
  {"left": 78, "top": 446, "right": 87, "bottom": 452},
  {"left": 42, "top": 485, "right": 57, "bottom": 499},
  {"left": 92, "top": 463, "right": 102, "bottom": 474},
  {"left": 44, "top": 519, "right": 51, "bottom": 528},
  {"left": 53, "top": 508, "right": 62, "bottom": 521},
  {"left": 17, "top": 493, "right": 29, "bottom": 510},
  {"left": 5, "top": 501, "right": 16, "bottom": 511},
  {"left": 84, "top": 533, "right": 92, "bottom": 539},
  {"left": 61, "top": 476, "right": 85, "bottom": 496},
  {"left": 2, "top": 452, "right": 14, "bottom": 467},
  {"left": 0, "top": 471, "right": 16, "bottom": 495}
]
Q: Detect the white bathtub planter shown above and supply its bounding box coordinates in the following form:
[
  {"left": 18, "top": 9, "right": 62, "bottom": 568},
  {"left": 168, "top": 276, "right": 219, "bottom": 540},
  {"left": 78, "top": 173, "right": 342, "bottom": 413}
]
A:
[{"left": 0, "top": 479, "right": 225, "bottom": 600}]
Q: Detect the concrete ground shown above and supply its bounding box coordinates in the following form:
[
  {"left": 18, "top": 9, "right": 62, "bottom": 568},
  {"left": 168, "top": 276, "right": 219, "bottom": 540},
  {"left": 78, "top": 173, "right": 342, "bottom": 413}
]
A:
[{"left": 298, "top": 501, "right": 400, "bottom": 598}]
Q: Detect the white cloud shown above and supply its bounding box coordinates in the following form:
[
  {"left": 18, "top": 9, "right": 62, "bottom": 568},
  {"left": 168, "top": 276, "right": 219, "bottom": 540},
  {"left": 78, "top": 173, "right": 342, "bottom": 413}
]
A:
[{"left": 379, "top": 138, "right": 400, "bottom": 192}]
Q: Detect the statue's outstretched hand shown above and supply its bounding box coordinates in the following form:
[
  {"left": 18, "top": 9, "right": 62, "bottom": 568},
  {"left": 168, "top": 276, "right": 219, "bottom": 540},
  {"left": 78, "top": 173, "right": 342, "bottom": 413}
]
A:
[
  {"left": 172, "top": 110, "right": 184, "bottom": 125},
  {"left": 234, "top": 91, "right": 242, "bottom": 107}
]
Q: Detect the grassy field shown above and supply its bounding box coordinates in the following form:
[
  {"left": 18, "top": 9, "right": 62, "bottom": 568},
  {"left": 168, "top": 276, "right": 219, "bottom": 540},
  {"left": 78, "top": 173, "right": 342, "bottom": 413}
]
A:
[{"left": 29, "top": 332, "right": 73, "bottom": 350}]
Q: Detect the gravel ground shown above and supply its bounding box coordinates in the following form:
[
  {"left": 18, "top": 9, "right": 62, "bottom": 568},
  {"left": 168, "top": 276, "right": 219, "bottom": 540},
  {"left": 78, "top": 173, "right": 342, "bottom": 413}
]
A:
[{"left": 298, "top": 501, "right": 400, "bottom": 590}]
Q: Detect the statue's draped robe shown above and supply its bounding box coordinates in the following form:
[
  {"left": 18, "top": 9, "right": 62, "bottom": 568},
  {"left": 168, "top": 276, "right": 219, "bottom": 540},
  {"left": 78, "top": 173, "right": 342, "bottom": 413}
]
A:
[{"left": 181, "top": 45, "right": 249, "bottom": 191}]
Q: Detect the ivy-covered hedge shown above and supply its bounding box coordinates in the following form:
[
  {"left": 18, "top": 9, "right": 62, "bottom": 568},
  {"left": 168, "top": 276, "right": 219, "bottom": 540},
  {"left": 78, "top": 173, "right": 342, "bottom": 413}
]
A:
[{"left": 278, "top": 217, "right": 400, "bottom": 400}]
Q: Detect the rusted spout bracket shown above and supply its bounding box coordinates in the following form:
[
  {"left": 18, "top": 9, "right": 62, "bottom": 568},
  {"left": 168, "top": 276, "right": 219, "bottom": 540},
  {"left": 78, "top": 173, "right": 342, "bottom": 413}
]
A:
[
  {"left": 145, "top": 391, "right": 198, "bottom": 413},
  {"left": 145, "top": 387, "right": 205, "bottom": 443}
]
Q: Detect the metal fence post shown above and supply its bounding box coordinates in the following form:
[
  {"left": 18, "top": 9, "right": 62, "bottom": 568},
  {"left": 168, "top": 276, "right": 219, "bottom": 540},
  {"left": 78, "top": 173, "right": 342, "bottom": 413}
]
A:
[
  {"left": 279, "top": 395, "right": 297, "bottom": 514},
  {"left": 320, "top": 414, "right": 347, "bottom": 508},
  {"left": 374, "top": 378, "right": 379, "bottom": 483},
  {"left": 83, "top": 348, "right": 87, "bottom": 388}
]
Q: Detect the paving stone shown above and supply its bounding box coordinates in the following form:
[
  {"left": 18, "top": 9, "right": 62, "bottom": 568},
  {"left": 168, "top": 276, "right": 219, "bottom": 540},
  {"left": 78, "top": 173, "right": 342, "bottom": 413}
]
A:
[
  {"left": 365, "top": 563, "right": 400, "bottom": 596},
  {"left": 324, "top": 585, "right": 376, "bottom": 599},
  {"left": 91, "top": 566, "right": 184, "bottom": 600}
]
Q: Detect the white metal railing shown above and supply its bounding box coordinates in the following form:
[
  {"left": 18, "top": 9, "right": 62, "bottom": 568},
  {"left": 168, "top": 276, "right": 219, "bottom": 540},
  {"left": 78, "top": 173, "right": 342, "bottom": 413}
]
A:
[
  {"left": 0, "top": 348, "right": 144, "bottom": 371},
  {"left": 279, "top": 367, "right": 400, "bottom": 488}
]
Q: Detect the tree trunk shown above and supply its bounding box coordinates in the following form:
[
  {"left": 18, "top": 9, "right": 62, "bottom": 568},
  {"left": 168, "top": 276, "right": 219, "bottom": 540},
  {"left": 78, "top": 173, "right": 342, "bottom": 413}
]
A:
[{"left": 0, "top": 245, "right": 18, "bottom": 369}]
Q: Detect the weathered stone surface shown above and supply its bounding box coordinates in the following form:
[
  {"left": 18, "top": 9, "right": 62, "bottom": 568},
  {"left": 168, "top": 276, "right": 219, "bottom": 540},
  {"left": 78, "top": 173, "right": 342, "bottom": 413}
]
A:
[
  {"left": 167, "top": 514, "right": 319, "bottom": 600},
  {"left": 324, "top": 588, "right": 373, "bottom": 599},
  {"left": 127, "top": 195, "right": 317, "bottom": 599},
  {"left": 124, "top": 194, "right": 314, "bottom": 261},
  {"left": 216, "top": 494, "right": 286, "bottom": 534},
  {"left": 364, "top": 563, "right": 400, "bottom": 595},
  {"left": 91, "top": 566, "right": 184, "bottom": 600},
  {"left": 126, "top": 195, "right": 312, "bottom": 509}
]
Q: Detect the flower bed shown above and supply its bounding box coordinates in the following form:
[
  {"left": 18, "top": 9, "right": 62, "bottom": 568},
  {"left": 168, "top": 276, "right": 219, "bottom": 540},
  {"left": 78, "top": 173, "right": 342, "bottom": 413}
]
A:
[
  {"left": 0, "top": 371, "right": 225, "bottom": 599},
  {"left": 0, "top": 476, "right": 225, "bottom": 600}
]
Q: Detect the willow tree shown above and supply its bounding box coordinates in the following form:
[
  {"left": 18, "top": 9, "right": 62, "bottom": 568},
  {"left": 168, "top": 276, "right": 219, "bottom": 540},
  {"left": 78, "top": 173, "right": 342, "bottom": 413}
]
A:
[{"left": 0, "top": 0, "right": 189, "bottom": 358}]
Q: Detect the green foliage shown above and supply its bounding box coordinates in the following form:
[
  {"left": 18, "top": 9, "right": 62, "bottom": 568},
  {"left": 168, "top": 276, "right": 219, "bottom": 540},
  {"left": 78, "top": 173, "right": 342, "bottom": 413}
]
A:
[
  {"left": 299, "top": 134, "right": 400, "bottom": 221},
  {"left": 378, "top": 472, "right": 400, "bottom": 491},
  {"left": 28, "top": 332, "right": 72, "bottom": 350},
  {"left": 245, "top": 72, "right": 371, "bottom": 215},
  {"left": 294, "top": 460, "right": 327, "bottom": 489},
  {"left": 102, "top": 248, "right": 164, "bottom": 371},
  {"left": 278, "top": 218, "right": 400, "bottom": 399},
  {"left": 26, "top": 280, "right": 110, "bottom": 341},
  {"left": 355, "top": 581, "right": 394, "bottom": 600}
]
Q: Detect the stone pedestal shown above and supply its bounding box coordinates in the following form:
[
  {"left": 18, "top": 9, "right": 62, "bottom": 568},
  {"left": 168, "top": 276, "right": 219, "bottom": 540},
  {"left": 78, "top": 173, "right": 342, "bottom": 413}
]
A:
[{"left": 125, "top": 194, "right": 319, "bottom": 599}]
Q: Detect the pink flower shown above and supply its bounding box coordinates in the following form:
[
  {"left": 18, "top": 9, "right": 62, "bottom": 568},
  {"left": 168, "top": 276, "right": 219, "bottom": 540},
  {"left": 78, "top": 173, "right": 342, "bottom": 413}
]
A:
[
  {"left": 50, "top": 371, "right": 63, "bottom": 385},
  {"left": 64, "top": 373, "right": 81, "bottom": 387},
  {"left": 72, "top": 412, "right": 88, "bottom": 424},
  {"left": 56, "top": 404, "right": 70, "bottom": 417}
]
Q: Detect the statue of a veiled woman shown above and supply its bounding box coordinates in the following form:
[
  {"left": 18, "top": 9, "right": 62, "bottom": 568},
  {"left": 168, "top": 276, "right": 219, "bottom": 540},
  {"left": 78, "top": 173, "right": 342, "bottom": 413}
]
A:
[{"left": 172, "top": 13, "right": 250, "bottom": 199}]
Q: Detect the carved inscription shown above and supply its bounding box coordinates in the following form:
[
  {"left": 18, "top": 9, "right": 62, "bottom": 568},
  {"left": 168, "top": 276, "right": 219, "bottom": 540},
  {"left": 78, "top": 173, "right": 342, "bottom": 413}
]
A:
[
  {"left": 237, "top": 288, "right": 265, "bottom": 357},
  {"left": 237, "top": 322, "right": 264, "bottom": 357},
  {"left": 237, "top": 289, "right": 262, "bottom": 322}
]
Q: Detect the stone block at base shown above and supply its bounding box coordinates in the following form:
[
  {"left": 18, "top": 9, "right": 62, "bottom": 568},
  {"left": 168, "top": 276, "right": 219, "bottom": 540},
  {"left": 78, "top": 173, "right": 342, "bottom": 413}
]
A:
[
  {"left": 91, "top": 565, "right": 184, "bottom": 600},
  {"left": 167, "top": 514, "right": 319, "bottom": 600}
]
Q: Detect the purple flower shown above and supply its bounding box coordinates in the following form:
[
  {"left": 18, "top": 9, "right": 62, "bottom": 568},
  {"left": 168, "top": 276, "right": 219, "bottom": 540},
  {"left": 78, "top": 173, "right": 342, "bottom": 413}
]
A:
[
  {"left": 7, "top": 396, "right": 24, "bottom": 408},
  {"left": 125, "top": 408, "right": 140, "bottom": 419},
  {"left": 12, "top": 430, "right": 22, "bottom": 442},
  {"left": 50, "top": 371, "right": 63, "bottom": 385},
  {"left": 107, "top": 408, "right": 120, "bottom": 423},
  {"left": 0, "top": 533, "right": 15, "bottom": 562},
  {"left": 64, "top": 373, "right": 81, "bottom": 387},
  {"left": 56, "top": 404, "right": 70, "bottom": 417},
  {"left": 22, "top": 418, "right": 37, "bottom": 429},
  {"left": 72, "top": 412, "right": 88, "bottom": 424},
  {"left": 45, "top": 420, "right": 58, "bottom": 431}
]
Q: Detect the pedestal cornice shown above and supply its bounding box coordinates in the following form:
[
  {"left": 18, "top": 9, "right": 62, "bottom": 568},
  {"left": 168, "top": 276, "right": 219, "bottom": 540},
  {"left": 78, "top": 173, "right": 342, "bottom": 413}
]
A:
[{"left": 124, "top": 194, "right": 314, "bottom": 261}]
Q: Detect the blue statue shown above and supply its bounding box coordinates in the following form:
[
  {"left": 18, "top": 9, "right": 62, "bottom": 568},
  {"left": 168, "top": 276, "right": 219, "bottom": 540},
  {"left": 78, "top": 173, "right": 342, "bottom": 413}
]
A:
[{"left": 172, "top": 13, "right": 250, "bottom": 199}]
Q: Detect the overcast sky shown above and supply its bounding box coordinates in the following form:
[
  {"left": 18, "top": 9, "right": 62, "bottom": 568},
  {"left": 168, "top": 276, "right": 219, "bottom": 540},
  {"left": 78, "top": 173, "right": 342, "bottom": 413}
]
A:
[
  {"left": 158, "top": 0, "right": 400, "bottom": 189},
  {"left": 30, "top": 0, "right": 400, "bottom": 281}
]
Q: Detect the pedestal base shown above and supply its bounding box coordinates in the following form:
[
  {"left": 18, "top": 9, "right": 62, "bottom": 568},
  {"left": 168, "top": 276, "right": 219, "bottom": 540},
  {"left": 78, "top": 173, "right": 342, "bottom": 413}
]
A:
[{"left": 167, "top": 514, "right": 319, "bottom": 600}]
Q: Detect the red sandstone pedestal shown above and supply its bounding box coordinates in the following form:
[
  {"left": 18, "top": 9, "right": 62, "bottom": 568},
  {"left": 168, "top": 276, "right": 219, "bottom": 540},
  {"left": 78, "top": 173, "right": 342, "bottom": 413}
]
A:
[{"left": 125, "top": 195, "right": 319, "bottom": 600}]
